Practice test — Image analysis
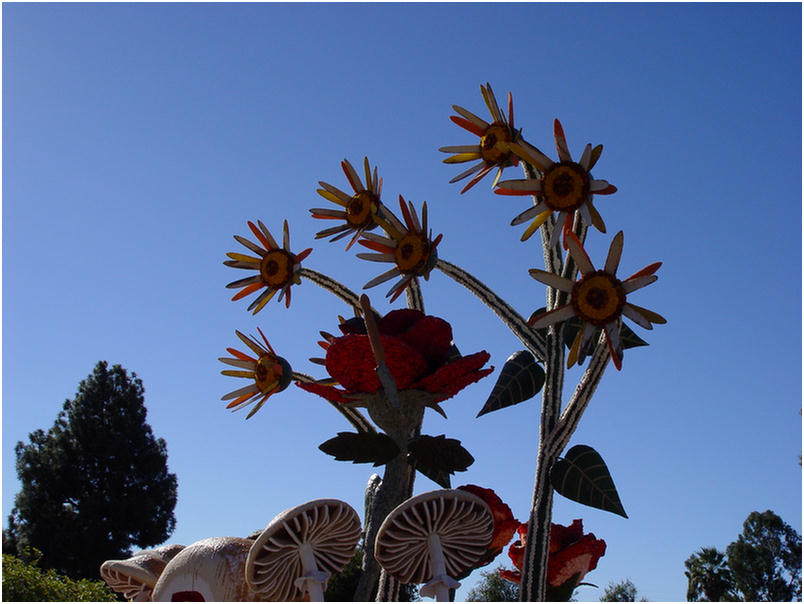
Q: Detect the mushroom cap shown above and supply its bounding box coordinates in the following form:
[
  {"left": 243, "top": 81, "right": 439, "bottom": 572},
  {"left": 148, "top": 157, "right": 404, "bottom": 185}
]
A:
[
  {"left": 374, "top": 489, "right": 494, "bottom": 584},
  {"left": 150, "top": 537, "right": 255, "bottom": 602},
  {"left": 100, "top": 544, "right": 185, "bottom": 601},
  {"left": 245, "top": 499, "right": 362, "bottom": 601}
]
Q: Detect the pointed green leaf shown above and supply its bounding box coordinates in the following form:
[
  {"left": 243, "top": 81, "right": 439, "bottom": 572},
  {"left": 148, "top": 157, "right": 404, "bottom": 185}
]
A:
[
  {"left": 407, "top": 434, "right": 474, "bottom": 488},
  {"left": 550, "top": 444, "right": 628, "bottom": 518},
  {"left": 478, "top": 351, "right": 545, "bottom": 417},
  {"left": 319, "top": 432, "right": 400, "bottom": 467}
]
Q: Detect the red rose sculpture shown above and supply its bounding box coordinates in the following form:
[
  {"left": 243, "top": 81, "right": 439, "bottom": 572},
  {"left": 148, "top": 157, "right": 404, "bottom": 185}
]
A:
[
  {"left": 500, "top": 519, "right": 606, "bottom": 599},
  {"left": 457, "top": 485, "right": 519, "bottom": 554},
  {"left": 297, "top": 309, "right": 492, "bottom": 405}
]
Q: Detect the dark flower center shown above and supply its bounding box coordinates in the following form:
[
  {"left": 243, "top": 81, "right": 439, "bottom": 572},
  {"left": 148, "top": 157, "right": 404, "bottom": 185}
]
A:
[
  {"left": 480, "top": 122, "right": 515, "bottom": 165},
  {"left": 346, "top": 191, "right": 377, "bottom": 227},
  {"left": 395, "top": 234, "right": 431, "bottom": 274},
  {"left": 260, "top": 249, "right": 294, "bottom": 287},
  {"left": 542, "top": 161, "right": 589, "bottom": 211},
  {"left": 572, "top": 271, "right": 625, "bottom": 326},
  {"left": 255, "top": 355, "right": 281, "bottom": 392}
]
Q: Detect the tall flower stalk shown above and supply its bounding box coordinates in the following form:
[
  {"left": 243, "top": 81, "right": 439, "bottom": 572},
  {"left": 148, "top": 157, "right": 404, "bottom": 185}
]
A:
[{"left": 217, "top": 85, "right": 664, "bottom": 602}]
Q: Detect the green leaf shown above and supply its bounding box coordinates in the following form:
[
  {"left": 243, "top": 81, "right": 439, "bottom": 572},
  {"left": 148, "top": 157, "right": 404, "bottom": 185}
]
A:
[
  {"left": 407, "top": 435, "right": 474, "bottom": 488},
  {"left": 318, "top": 432, "right": 400, "bottom": 466},
  {"left": 477, "top": 351, "right": 545, "bottom": 417},
  {"left": 550, "top": 444, "right": 628, "bottom": 518}
]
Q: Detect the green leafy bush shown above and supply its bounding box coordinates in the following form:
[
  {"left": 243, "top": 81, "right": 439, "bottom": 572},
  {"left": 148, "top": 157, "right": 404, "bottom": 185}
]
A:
[{"left": 2, "top": 549, "right": 118, "bottom": 602}]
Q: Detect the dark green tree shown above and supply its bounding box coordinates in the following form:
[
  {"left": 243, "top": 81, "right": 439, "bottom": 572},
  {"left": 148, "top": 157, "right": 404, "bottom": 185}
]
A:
[
  {"left": 600, "top": 578, "right": 648, "bottom": 601},
  {"left": 726, "top": 510, "right": 801, "bottom": 601},
  {"left": 7, "top": 361, "right": 178, "bottom": 579},
  {"left": 685, "top": 547, "right": 736, "bottom": 601},
  {"left": 465, "top": 567, "right": 519, "bottom": 602}
]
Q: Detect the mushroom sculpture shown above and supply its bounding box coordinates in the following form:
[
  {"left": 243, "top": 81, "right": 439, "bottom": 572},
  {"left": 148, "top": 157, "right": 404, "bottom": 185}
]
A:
[
  {"left": 100, "top": 544, "right": 185, "bottom": 601},
  {"left": 245, "top": 499, "right": 362, "bottom": 601},
  {"left": 375, "top": 489, "right": 494, "bottom": 601}
]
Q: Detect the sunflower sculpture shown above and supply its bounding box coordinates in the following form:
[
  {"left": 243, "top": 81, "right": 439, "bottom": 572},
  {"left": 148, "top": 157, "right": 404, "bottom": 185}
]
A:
[{"left": 214, "top": 84, "right": 665, "bottom": 603}]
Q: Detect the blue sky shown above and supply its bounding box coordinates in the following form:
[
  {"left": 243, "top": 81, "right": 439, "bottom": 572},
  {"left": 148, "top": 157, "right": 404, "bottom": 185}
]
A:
[{"left": 3, "top": 3, "right": 801, "bottom": 601}]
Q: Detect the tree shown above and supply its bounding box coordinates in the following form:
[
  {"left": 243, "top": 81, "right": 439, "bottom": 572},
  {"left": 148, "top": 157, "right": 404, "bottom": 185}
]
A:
[
  {"left": 7, "top": 361, "right": 178, "bottom": 579},
  {"left": 324, "top": 544, "right": 419, "bottom": 602},
  {"left": 465, "top": 567, "right": 519, "bottom": 602},
  {"left": 600, "top": 578, "right": 648, "bottom": 601},
  {"left": 726, "top": 510, "right": 801, "bottom": 601},
  {"left": 685, "top": 547, "right": 736, "bottom": 602}
]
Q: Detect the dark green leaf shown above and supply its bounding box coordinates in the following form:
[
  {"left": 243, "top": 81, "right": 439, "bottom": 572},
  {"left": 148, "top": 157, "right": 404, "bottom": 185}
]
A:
[
  {"left": 407, "top": 435, "right": 474, "bottom": 488},
  {"left": 319, "top": 432, "right": 400, "bottom": 466},
  {"left": 477, "top": 351, "right": 545, "bottom": 417},
  {"left": 551, "top": 444, "right": 628, "bottom": 518}
]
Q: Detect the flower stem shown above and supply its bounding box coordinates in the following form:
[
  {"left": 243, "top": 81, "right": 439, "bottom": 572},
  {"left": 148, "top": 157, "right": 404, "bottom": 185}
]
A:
[
  {"left": 299, "top": 267, "right": 363, "bottom": 312},
  {"left": 435, "top": 259, "right": 546, "bottom": 361},
  {"left": 520, "top": 321, "right": 565, "bottom": 601},
  {"left": 292, "top": 373, "right": 375, "bottom": 434}
]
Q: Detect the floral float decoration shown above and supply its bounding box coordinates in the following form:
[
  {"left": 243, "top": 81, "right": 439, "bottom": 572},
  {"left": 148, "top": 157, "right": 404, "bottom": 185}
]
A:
[
  {"left": 500, "top": 518, "right": 607, "bottom": 601},
  {"left": 100, "top": 499, "right": 361, "bottom": 602},
  {"left": 209, "top": 82, "right": 665, "bottom": 601}
]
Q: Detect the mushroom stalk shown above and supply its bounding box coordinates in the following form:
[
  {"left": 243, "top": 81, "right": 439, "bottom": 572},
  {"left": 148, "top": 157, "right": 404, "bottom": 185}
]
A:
[
  {"left": 420, "top": 533, "right": 460, "bottom": 602},
  {"left": 295, "top": 542, "right": 329, "bottom": 602}
]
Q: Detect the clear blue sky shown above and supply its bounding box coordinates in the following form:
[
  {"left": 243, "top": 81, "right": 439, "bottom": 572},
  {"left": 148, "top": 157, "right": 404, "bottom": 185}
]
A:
[{"left": 3, "top": 3, "right": 801, "bottom": 601}]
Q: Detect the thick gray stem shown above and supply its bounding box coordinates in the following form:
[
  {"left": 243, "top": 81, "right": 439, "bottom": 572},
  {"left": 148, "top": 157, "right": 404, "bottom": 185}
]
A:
[{"left": 353, "top": 410, "right": 422, "bottom": 601}]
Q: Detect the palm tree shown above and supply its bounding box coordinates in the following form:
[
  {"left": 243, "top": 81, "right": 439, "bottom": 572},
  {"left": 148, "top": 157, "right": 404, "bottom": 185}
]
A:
[{"left": 684, "top": 547, "right": 736, "bottom": 601}]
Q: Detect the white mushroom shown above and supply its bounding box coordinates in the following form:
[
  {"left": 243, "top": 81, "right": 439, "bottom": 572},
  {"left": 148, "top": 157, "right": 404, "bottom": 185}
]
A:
[
  {"left": 245, "top": 499, "right": 362, "bottom": 602},
  {"left": 150, "top": 538, "right": 256, "bottom": 601},
  {"left": 100, "top": 544, "right": 185, "bottom": 601},
  {"left": 374, "top": 489, "right": 494, "bottom": 601}
]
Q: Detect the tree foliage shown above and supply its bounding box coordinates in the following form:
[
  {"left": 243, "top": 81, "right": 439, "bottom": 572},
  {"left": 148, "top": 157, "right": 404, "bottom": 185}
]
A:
[
  {"left": 465, "top": 567, "right": 520, "bottom": 602},
  {"left": 600, "top": 578, "right": 648, "bottom": 601},
  {"left": 324, "top": 544, "right": 419, "bottom": 602},
  {"left": 2, "top": 548, "right": 118, "bottom": 601},
  {"left": 685, "top": 510, "right": 801, "bottom": 602},
  {"left": 7, "top": 361, "right": 178, "bottom": 579},
  {"left": 685, "top": 547, "right": 736, "bottom": 602},
  {"left": 726, "top": 510, "right": 801, "bottom": 601}
]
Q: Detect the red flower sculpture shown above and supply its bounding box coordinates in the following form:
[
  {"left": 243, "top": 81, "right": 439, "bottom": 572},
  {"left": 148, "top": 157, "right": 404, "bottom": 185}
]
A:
[
  {"left": 500, "top": 519, "right": 606, "bottom": 597},
  {"left": 457, "top": 485, "right": 519, "bottom": 554},
  {"left": 297, "top": 309, "right": 492, "bottom": 405}
]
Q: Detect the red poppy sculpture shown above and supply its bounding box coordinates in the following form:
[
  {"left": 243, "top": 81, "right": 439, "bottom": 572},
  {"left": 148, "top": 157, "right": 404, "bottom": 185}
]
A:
[
  {"left": 297, "top": 309, "right": 492, "bottom": 410},
  {"left": 500, "top": 519, "right": 606, "bottom": 600}
]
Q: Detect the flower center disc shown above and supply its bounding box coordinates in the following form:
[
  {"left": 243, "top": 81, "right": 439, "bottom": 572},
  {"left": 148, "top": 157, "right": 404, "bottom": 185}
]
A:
[
  {"left": 542, "top": 161, "right": 589, "bottom": 211},
  {"left": 480, "top": 122, "right": 514, "bottom": 165},
  {"left": 572, "top": 271, "right": 625, "bottom": 326},
  {"left": 254, "top": 355, "right": 280, "bottom": 392},
  {"left": 259, "top": 249, "right": 293, "bottom": 287},
  {"left": 346, "top": 191, "right": 377, "bottom": 227},
  {"left": 395, "top": 234, "right": 430, "bottom": 274}
]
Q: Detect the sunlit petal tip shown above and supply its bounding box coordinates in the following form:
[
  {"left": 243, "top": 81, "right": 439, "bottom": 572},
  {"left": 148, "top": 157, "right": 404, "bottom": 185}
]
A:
[
  {"left": 622, "top": 274, "right": 658, "bottom": 294},
  {"left": 564, "top": 231, "right": 596, "bottom": 275},
  {"left": 625, "top": 261, "right": 662, "bottom": 281},
  {"left": 604, "top": 322, "right": 623, "bottom": 371},
  {"left": 528, "top": 304, "right": 576, "bottom": 329},
  {"left": 604, "top": 231, "right": 624, "bottom": 274},
  {"left": 627, "top": 302, "right": 667, "bottom": 325},
  {"left": 579, "top": 143, "right": 593, "bottom": 171},
  {"left": 528, "top": 269, "right": 575, "bottom": 292}
]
